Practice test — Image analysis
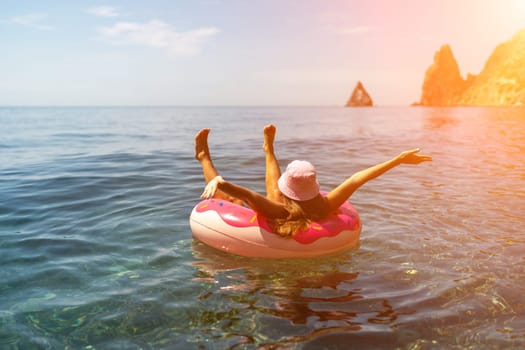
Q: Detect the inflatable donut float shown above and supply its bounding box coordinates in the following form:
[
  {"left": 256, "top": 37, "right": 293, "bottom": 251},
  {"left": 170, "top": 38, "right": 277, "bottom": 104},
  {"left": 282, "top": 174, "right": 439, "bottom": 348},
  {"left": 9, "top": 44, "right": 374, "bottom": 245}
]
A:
[{"left": 190, "top": 198, "right": 361, "bottom": 259}]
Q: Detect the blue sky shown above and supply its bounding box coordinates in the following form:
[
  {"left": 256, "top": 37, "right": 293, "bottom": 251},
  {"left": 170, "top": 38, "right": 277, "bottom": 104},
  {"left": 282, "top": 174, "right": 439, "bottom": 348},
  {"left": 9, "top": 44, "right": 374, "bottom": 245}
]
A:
[{"left": 2, "top": 0, "right": 524, "bottom": 106}]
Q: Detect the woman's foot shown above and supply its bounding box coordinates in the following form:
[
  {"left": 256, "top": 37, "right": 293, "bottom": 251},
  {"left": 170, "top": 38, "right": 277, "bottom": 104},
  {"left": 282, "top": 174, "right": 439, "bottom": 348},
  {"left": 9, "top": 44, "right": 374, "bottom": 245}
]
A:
[
  {"left": 263, "top": 124, "right": 276, "bottom": 154},
  {"left": 195, "top": 128, "right": 211, "bottom": 161}
]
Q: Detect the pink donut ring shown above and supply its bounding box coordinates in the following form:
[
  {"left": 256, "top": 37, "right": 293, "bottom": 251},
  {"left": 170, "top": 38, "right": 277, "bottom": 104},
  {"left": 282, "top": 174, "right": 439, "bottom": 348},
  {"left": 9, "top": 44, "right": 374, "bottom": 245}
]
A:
[{"left": 190, "top": 197, "right": 361, "bottom": 258}]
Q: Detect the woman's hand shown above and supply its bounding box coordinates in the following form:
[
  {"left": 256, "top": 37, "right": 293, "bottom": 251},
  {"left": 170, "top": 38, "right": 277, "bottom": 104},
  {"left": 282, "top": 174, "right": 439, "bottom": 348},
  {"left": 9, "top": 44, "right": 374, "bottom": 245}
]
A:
[
  {"left": 397, "top": 148, "right": 432, "bottom": 165},
  {"left": 201, "top": 175, "right": 225, "bottom": 199}
]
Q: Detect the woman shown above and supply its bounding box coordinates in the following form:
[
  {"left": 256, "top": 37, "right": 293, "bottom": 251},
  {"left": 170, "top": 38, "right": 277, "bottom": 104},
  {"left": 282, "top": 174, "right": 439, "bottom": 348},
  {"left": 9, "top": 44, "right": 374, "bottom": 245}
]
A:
[{"left": 195, "top": 124, "right": 431, "bottom": 238}]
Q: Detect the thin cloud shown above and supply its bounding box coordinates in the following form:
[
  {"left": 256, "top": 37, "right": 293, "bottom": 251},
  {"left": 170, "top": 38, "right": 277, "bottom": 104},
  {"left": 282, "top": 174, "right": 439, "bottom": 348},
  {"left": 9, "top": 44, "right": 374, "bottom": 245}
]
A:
[
  {"left": 9, "top": 13, "right": 53, "bottom": 30},
  {"left": 87, "top": 6, "right": 120, "bottom": 17},
  {"left": 97, "top": 20, "right": 219, "bottom": 56},
  {"left": 340, "top": 26, "right": 375, "bottom": 35}
]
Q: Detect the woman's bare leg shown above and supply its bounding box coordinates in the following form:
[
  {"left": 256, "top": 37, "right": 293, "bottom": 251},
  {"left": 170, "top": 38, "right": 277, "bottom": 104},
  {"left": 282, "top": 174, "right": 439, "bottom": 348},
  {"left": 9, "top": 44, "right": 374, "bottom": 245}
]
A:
[
  {"left": 263, "top": 124, "right": 285, "bottom": 203},
  {"left": 195, "top": 128, "right": 242, "bottom": 204}
]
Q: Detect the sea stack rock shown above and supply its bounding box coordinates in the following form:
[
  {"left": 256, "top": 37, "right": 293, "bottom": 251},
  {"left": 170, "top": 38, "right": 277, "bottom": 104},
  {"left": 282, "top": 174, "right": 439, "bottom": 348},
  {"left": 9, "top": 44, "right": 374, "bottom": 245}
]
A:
[
  {"left": 418, "top": 28, "right": 525, "bottom": 106},
  {"left": 346, "top": 81, "right": 373, "bottom": 107},
  {"left": 419, "top": 44, "right": 467, "bottom": 106}
]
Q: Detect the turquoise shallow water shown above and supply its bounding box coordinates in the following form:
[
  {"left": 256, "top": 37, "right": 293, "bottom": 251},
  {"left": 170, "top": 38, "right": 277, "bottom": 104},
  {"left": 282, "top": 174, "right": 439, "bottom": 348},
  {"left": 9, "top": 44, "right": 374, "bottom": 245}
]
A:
[{"left": 1, "top": 106, "right": 524, "bottom": 349}]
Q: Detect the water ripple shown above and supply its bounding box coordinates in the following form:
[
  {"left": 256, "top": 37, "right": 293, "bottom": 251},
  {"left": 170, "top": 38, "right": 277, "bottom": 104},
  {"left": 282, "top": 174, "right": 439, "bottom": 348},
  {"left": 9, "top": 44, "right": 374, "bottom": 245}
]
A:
[{"left": 1, "top": 107, "right": 524, "bottom": 349}]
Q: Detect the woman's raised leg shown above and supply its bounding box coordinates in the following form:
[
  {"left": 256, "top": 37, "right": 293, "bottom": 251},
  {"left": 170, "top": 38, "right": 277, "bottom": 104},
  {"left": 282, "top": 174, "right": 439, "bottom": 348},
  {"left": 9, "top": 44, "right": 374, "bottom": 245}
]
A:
[
  {"left": 195, "top": 128, "right": 242, "bottom": 204},
  {"left": 263, "top": 124, "right": 285, "bottom": 203}
]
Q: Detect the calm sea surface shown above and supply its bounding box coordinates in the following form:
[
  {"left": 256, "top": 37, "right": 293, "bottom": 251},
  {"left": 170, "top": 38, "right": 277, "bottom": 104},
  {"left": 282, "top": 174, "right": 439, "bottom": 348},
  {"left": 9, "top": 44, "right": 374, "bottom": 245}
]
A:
[{"left": 1, "top": 106, "right": 524, "bottom": 349}]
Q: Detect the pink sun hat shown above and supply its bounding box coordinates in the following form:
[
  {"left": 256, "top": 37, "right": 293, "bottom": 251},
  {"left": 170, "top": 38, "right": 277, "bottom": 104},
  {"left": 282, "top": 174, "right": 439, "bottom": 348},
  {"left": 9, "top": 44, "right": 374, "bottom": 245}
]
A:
[{"left": 278, "top": 160, "right": 320, "bottom": 201}]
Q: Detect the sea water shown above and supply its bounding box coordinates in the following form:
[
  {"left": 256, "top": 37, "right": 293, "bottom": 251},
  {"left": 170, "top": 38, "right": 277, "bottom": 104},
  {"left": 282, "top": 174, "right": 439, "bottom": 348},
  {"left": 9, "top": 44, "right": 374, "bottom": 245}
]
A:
[{"left": 0, "top": 106, "right": 524, "bottom": 349}]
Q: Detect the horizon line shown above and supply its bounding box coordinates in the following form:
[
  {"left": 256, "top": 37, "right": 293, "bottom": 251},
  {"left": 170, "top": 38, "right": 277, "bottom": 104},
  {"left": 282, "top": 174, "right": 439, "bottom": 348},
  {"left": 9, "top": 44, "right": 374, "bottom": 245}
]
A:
[{"left": 0, "top": 104, "right": 417, "bottom": 108}]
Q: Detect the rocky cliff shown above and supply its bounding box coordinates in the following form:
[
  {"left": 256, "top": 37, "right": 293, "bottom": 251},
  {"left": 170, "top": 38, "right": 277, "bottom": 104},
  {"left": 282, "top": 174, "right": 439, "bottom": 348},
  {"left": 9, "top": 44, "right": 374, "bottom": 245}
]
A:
[
  {"left": 418, "top": 28, "right": 525, "bottom": 106},
  {"left": 346, "top": 81, "right": 373, "bottom": 107}
]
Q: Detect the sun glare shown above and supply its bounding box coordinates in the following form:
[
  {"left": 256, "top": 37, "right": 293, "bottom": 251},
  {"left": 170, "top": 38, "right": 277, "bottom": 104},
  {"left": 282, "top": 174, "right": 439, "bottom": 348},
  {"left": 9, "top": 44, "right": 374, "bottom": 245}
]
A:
[{"left": 511, "top": 0, "right": 525, "bottom": 12}]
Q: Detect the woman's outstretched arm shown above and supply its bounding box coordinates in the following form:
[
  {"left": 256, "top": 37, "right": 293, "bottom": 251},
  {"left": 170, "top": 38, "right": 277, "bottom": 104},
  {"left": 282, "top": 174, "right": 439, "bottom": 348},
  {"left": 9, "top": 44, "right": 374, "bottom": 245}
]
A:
[
  {"left": 325, "top": 149, "right": 432, "bottom": 212},
  {"left": 201, "top": 176, "right": 289, "bottom": 218}
]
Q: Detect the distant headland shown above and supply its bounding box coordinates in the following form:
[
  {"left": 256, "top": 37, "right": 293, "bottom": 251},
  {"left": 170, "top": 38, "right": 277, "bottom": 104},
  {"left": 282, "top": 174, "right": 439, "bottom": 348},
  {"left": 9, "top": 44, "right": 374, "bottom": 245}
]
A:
[{"left": 415, "top": 28, "right": 525, "bottom": 107}]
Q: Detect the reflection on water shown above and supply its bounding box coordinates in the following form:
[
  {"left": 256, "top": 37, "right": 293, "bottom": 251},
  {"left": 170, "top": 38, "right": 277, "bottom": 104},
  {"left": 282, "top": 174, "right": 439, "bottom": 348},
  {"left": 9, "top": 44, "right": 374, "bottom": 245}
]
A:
[
  {"left": 422, "top": 108, "right": 461, "bottom": 130},
  {"left": 192, "top": 242, "right": 427, "bottom": 349}
]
